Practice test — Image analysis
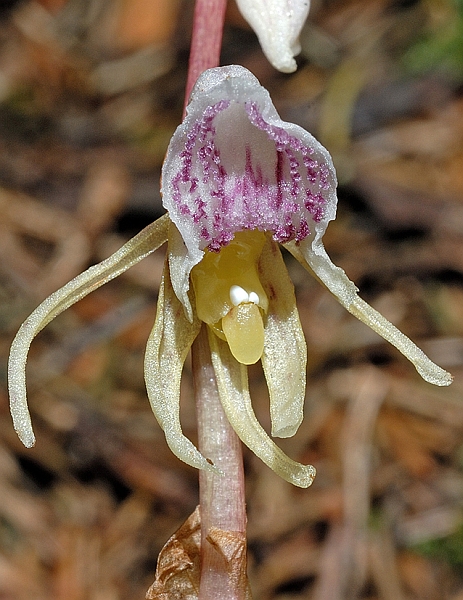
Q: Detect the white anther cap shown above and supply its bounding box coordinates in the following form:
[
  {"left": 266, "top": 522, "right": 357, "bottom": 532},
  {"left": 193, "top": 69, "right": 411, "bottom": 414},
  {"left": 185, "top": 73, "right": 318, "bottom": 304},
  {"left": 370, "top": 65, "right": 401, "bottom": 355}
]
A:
[{"left": 230, "top": 285, "right": 260, "bottom": 306}]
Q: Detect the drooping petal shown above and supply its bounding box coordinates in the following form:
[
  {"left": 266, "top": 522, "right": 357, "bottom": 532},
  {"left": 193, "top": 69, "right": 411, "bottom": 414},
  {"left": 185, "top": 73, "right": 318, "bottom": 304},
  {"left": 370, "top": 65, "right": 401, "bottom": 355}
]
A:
[
  {"left": 236, "top": 0, "right": 310, "bottom": 72},
  {"left": 208, "top": 329, "right": 315, "bottom": 488},
  {"left": 144, "top": 256, "right": 218, "bottom": 473},
  {"left": 162, "top": 65, "right": 336, "bottom": 315},
  {"left": 259, "top": 236, "right": 307, "bottom": 438},
  {"left": 286, "top": 239, "right": 453, "bottom": 387},
  {"left": 9, "top": 214, "right": 170, "bottom": 448}
]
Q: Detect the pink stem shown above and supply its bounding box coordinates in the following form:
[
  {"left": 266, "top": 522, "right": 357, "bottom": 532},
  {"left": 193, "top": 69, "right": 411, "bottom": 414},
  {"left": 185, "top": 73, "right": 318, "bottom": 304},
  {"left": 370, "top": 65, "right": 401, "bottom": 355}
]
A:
[
  {"left": 187, "top": 3, "right": 247, "bottom": 597},
  {"left": 184, "top": 0, "right": 227, "bottom": 112},
  {"left": 193, "top": 326, "right": 248, "bottom": 600}
]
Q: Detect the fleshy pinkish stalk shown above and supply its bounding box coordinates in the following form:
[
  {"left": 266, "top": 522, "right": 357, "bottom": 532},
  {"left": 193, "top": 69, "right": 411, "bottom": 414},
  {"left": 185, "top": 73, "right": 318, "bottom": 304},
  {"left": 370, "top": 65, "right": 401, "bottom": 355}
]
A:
[
  {"left": 187, "top": 2, "right": 249, "bottom": 597},
  {"left": 193, "top": 326, "right": 249, "bottom": 600},
  {"left": 185, "top": 0, "right": 227, "bottom": 111}
]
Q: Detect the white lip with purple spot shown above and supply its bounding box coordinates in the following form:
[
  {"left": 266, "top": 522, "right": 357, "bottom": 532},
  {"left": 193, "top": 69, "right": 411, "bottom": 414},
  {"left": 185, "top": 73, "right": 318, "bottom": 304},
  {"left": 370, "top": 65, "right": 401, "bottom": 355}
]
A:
[{"left": 162, "top": 65, "right": 337, "bottom": 316}]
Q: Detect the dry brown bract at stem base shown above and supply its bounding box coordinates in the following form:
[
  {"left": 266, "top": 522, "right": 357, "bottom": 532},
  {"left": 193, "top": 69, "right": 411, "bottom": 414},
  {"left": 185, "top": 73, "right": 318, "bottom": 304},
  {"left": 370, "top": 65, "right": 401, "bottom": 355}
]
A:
[{"left": 146, "top": 507, "right": 252, "bottom": 600}]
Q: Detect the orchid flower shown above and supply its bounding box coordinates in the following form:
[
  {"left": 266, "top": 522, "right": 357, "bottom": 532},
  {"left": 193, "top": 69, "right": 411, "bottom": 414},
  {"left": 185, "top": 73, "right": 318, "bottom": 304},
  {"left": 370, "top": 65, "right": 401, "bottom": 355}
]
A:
[
  {"left": 236, "top": 0, "right": 310, "bottom": 72},
  {"left": 8, "top": 65, "right": 451, "bottom": 489}
]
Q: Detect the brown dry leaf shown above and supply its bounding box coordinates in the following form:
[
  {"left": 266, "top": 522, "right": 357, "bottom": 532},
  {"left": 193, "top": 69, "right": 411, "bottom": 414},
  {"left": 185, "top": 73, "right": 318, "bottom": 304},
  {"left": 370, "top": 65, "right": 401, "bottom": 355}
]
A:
[
  {"left": 146, "top": 507, "right": 201, "bottom": 600},
  {"left": 253, "top": 529, "right": 319, "bottom": 598},
  {"left": 0, "top": 188, "right": 90, "bottom": 298},
  {"left": 206, "top": 527, "right": 251, "bottom": 600},
  {"left": 377, "top": 408, "right": 439, "bottom": 478},
  {"left": 361, "top": 154, "right": 463, "bottom": 204},
  {"left": 355, "top": 99, "right": 463, "bottom": 229},
  {"left": 12, "top": 2, "right": 89, "bottom": 100},
  {"left": 146, "top": 507, "right": 252, "bottom": 600},
  {"left": 77, "top": 162, "right": 130, "bottom": 239}
]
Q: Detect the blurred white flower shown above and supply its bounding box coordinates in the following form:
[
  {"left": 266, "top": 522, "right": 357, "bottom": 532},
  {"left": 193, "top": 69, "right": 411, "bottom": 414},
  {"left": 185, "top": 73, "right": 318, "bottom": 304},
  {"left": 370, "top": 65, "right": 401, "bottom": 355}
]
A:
[{"left": 236, "top": 0, "right": 310, "bottom": 72}]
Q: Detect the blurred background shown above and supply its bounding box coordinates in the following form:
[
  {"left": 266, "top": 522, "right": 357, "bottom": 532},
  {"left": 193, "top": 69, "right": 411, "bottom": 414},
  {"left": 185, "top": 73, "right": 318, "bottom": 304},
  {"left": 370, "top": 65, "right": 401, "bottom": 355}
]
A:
[{"left": 1, "top": 0, "right": 463, "bottom": 598}]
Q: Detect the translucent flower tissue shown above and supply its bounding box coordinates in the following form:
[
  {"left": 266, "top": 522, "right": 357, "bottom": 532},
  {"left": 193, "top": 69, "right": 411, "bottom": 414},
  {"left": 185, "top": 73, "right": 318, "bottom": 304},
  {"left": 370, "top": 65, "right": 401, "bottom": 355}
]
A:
[{"left": 8, "top": 65, "right": 451, "bottom": 490}]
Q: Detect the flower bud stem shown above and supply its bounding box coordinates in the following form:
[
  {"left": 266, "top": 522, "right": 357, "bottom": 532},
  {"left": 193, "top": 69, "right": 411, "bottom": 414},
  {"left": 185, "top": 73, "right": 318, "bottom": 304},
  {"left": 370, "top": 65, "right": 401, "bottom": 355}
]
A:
[{"left": 184, "top": 0, "right": 227, "bottom": 111}]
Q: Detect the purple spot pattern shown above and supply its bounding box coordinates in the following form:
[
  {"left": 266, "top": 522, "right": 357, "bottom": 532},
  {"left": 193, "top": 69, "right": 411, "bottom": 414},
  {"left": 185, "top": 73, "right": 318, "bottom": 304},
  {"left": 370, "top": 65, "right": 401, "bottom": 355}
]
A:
[{"left": 170, "top": 100, "right": 330, "bottom": 252}]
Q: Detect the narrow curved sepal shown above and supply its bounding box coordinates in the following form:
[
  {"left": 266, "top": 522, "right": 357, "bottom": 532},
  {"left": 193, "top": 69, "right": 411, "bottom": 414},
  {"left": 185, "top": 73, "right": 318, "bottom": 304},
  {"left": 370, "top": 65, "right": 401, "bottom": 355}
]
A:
[
  {"left": 144, "top": 257, "right": 219, "bottom": 474},
  {"left": 8, "top": 214, "right": 170, "bottom": 448},
  {"left": 259, "top": 236, "right": 307, "bottom": 437},
  {"left": 208, "top": 330, "right": 315, "bottom": 488},
  {"left": 286, "top": 238, "right": 453, "bottom": 387}
]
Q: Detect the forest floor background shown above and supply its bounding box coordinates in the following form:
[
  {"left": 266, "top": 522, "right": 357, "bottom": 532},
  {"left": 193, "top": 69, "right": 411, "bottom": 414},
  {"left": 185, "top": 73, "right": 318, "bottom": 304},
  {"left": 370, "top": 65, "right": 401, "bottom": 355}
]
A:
[{"left": 1, "top": 1, "right": 463, "bottom": 598}]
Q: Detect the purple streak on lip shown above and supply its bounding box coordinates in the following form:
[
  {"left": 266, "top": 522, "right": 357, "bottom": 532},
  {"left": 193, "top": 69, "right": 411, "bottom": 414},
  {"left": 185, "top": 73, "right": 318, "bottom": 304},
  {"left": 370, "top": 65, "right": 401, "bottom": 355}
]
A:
[{"left": 170, "top": 99, "right": 329, "bottom": 251}]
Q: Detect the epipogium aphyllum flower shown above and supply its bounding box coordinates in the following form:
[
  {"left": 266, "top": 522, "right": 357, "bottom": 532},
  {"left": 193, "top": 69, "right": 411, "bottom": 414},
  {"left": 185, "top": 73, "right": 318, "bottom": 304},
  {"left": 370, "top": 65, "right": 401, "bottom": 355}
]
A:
[{"left": 8, "top": 65, "right": 452, "bottom": 489}]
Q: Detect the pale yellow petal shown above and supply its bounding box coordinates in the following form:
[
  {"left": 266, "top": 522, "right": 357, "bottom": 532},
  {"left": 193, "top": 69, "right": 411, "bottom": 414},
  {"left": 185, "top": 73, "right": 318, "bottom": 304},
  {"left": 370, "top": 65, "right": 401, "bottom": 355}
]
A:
[
  {"left": 8, "top": 214, "right": 170, "bottom": 448},
  {"left": 208, "top": 330, "right": 315, "bottom": 488},
  {"left": 259, "top": 237, "right": 307, "bottom": 438},
  {"left": 144, "top": 260, "right": 218, "bottom": 473},
  {"left": 286, "top": 239, "right": 453, "bottom": 387}
]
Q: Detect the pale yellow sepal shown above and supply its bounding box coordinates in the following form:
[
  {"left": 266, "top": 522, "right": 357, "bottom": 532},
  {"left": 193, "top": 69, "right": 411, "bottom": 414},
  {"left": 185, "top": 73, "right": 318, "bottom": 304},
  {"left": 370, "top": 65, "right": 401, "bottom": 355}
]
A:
[
  {"left": 259, "top": 237, "right": 307, "bottom": 438},
  {"left": 8, "top": 214, "right": 170, "bottom": 449},
  {"left": 208, "top": 330, "right": 315, "bottom": 488},
  {"left": 286, "top": 238, "right": 453, "bottom": 387},
  {"left": 144, "top": 256, "right": 220, "bottom": 474}
]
